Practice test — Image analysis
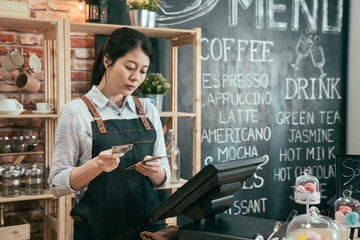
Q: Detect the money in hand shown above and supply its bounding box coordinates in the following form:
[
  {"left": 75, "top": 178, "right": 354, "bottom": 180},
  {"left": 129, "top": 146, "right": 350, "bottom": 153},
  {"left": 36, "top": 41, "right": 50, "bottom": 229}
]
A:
[{"left": 112, "top": 143, "right": 133, "bottom": 155}]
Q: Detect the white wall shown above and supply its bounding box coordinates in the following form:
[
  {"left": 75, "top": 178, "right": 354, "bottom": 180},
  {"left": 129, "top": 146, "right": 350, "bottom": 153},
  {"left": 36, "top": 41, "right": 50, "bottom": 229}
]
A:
[{"left": 347, "top": 0, "right": 360, "bottom": 153}]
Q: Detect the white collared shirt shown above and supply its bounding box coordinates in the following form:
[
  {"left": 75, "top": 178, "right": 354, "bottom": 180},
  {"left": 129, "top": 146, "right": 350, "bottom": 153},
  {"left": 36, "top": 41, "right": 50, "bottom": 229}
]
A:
[{"left": 48, "top": 86, "right": 170, "bottom": 201}]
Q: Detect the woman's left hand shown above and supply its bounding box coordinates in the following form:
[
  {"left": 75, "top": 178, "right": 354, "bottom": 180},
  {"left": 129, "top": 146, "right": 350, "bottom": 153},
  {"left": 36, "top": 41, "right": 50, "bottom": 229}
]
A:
[{"left": 135, "top": 155, "right": 162, "bottom": 177}]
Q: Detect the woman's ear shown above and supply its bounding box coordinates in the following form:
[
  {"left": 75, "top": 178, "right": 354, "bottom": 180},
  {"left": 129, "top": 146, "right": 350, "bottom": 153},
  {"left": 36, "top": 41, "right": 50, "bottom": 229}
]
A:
[{"left": 103, "top": 55, "right": 112, "bottom": 69}]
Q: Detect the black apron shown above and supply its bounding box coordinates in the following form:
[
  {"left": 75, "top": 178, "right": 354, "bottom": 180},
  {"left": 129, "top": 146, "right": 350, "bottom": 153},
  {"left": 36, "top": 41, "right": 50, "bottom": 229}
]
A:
[{"left": 70, "top": 96, "right": 165, "bottom": 240}]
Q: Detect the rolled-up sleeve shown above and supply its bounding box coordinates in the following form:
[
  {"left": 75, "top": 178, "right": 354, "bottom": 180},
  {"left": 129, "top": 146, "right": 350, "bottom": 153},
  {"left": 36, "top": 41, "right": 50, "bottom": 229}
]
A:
[
  {"left": 48, "top": 102, "right": 81, "bottom": 197},
  {"left": 147, "top": 103, "right": 171, "bottom": 189}
]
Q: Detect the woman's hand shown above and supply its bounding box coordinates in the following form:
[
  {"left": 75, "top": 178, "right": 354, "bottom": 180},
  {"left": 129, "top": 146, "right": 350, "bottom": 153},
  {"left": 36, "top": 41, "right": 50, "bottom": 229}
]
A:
[
  {"left": 135, "top": 155, "right": 161, "bottom": 176},
  {"left": 136, "top": 155, "right": 166, "bottom": 186},
  {"left": 70, "top": 149, "right": 124, "bottom": 190},
  {"left": 96, "top": 149, "right": 124, "bottom": 172}
]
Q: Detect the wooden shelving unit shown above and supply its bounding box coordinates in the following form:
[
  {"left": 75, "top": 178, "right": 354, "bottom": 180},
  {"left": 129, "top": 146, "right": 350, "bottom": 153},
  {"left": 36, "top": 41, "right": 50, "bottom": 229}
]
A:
[
  {"left": 0, "top": 190, "right": 55, "bottom": 203},
  {"left": 159, "top": 112, "right": 197, "bottom": 118},
  {"left": 0, "top": 151, "right": 44, "bottom": 157},
  {"left": 159, "top": 178, "right": 188, "bottom": 190},
  {"left": 68, "top": 21, "right": 196, "bottom": 39},
  {"left": 0, "top": 114, "right": 58, "bottom": 119},
  {"left": 0, "top": 15, "right": 69, "bottom": 240},
  {"left": 62, "top": 18, "right": 201, "bottom": 231},
  {"left": 1, "top": 15, "right": 201, "bottom": 239},
  {"left": 0, "top": 17, "right": 56, "bottom": 33}
]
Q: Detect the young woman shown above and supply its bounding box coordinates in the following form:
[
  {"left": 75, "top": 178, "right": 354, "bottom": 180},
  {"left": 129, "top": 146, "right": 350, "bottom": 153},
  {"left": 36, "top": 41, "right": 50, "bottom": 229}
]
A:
[{"left": 48, "top": 27, "right": 170, "bottom": 240}]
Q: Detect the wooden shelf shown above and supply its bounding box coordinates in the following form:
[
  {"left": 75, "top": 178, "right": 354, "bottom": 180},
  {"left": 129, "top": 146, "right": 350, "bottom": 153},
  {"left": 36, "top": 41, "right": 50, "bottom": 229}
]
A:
[
  {"left": 69, "top": 21, "right": 196, "bottom": 39},
  {"left": 0, "top": 113, "right": 58, "bottom": 119},
  {"left": 0, "top": 151, "right": 44, "bottom": 157},
  {"left": 159, "top": 112, "right": 196, "bottom": 118},
  {"left": 60, "top": 18, "right": 202, "bottom": 238},
  {"left": 0, "top": 189, "right": 55, "bottom": 203},
  {"left": 0, "top": 16, "right": 201, "bottom": 238},
  {"left": 0, "top": 15, "right": 56, "bottom": 33},
  {"left": 0, "top": 15, "right": 71, "bottom": 239},
  {"left": 158, "top": 178, "right": 187, "bottom": 190}
]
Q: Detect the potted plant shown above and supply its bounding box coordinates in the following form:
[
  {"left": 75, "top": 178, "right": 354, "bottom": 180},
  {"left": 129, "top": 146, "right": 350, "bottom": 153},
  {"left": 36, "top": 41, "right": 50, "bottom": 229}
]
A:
[
  {"left": 138, "top": 73, "right": 170, "bottom": 112},
  {"left": 126, "top": 0, "right": 159, "bottom": 27}
]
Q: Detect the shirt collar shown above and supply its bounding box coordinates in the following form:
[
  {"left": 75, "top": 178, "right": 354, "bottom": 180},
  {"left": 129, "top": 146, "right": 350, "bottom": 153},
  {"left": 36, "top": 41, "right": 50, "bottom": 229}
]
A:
[
  {"left": 124, "top": 95, "right": 136, "bottom": 113},
  {"left": 87, "top": 85, "right": 136, "bottom": 113}
]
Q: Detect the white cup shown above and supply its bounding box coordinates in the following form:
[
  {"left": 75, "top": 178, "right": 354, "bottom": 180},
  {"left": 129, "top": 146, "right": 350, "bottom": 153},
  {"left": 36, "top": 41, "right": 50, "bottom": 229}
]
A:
[
  {"left": 2, "top": 50, "right": 25, "bottom": 72},
  {"left": 24, "top": 55, "right": 42, "bottom": 73},
  {"left": 0, "top": 99, "right": 23, "bottom": 111},
  {"left": 36, "top": 102, "right": 53, "bottom": 112}
]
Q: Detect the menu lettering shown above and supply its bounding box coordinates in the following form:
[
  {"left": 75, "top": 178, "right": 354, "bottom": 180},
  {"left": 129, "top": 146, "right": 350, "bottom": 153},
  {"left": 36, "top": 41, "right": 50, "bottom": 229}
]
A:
[
  {"left": 200, "top": 1, "right": 346, "bottom": 220},
  {"left": 336, "top": 155, "right": 360, "bottom": 200},
  {"left": 158, "top": 0, "right": 348, "bottom": 220}
]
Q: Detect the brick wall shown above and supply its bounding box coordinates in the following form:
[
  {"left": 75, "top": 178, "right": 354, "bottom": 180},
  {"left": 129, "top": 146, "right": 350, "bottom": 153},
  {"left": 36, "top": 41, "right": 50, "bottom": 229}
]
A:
[{"left": 0, "top": 1, "right": 94, "bottom": 239}]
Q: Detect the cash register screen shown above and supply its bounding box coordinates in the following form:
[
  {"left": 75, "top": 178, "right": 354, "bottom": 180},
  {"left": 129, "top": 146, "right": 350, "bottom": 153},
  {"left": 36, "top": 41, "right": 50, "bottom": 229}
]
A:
[{"left": 152, "top": 156, "right": 265, "bottom": 222}]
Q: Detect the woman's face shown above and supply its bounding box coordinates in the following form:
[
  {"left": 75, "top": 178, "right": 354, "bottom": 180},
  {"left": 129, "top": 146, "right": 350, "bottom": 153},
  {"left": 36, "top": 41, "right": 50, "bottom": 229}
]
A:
[{"left": 104, "top": 47, "right": 150, "bottom": 96}]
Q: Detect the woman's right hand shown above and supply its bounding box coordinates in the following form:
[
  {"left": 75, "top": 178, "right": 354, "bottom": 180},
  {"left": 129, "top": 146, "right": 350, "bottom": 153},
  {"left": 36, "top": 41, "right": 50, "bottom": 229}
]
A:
[
  {"left": 70, "top": 149, "right": 125, "bottom": 190},
  {"left": 96, "top": 149, "right": 124, "bottom": 172}
]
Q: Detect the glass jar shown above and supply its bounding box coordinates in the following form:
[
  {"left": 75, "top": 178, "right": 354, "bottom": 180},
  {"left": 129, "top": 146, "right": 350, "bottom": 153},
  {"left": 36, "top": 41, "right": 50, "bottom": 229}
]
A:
[
  {"left": 165, "top": 129, "right": 180, "bottom": 183},
  {"left": 334, "top": 189, "right": 360, "bottom": 227},
  {"left": 24, "top": 164, "right": 43, "bottom": 195},
  {"left": 11, "top": 136, "right": 27, "bottom": 152},
  {"left": 25, "top": 135, "right": 37, "bottom": 151},
  {"left": 0, "top": 165, "right": 10, "bottom": 176},
  {"left": 294, "top": 168, "right": 320, "bottom": 205},
  {"left": 2, "top": 166, "right": 22, "bottom": 197},
  {"left": 285, "top": 206, "right": 343, "bottom": 240},
  {"left": 0, "top": 137, "right": 11, "bottom": 153},
  {"left": 0, "top": 165, "right": 10, "bottom": 187}
]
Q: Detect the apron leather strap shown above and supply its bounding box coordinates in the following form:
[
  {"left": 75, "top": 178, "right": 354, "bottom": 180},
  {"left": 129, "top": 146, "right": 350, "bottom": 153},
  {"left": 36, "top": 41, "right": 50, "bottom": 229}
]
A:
[
  {"left": 81, "top": 96, "right": 107, "bottom": 134},
  {"left": 133, "top": 97, "right": 152, "bottom": 131}
]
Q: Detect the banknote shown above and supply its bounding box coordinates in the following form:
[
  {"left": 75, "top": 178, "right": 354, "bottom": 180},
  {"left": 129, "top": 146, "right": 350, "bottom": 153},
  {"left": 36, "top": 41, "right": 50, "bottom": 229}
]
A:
[
  {"left": 125, "top": 155, "right": 174, "bottom": 170},
  {"left": 112, "top": 143, "right": 133, "bottom": 154}
]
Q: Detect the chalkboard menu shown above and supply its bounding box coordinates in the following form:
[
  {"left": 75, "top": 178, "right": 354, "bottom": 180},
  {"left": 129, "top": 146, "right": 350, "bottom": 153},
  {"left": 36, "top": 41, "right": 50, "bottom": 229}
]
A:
[
  {"left": 336, "top": 154, "right": 360, "bottom": 201},
  {"left": 157, "top": 0, "right": 349, "bottom": 221}
]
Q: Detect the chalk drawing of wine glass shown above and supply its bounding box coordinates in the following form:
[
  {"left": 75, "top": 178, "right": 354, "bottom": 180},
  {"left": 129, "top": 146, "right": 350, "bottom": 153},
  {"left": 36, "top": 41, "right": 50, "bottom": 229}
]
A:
[
  {"left": 291, "top": 35, "right": 314, "bottom": 70},
  {"left": 310, "top": 46, "right": 327, "bottom": 78}
]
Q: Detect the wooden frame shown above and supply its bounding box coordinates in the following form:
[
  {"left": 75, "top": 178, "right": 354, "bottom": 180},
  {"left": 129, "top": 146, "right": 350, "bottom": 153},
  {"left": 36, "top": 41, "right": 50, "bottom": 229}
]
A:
[
  {"left": 61, "top": 19, "right": 201, "bottom": 232},
  {"left": 0, "top": 15, "right": 70, "bottom": 240},
  {"left": 0, "top": 15, "right": 201, "bottom": 239},
  {"left": 0, "top": 0, "right": 29, "bottom": 19},
  {"left": 0, "top": 213, "right": 30, "bottom": 240}
]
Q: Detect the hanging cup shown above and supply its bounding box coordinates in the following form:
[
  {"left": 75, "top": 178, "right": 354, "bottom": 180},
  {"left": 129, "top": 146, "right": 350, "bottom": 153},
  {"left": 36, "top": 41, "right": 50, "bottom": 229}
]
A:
[
  {"left": 2, "top": 50, "right": 25, "bottom": 72},
  {"left": 24, "top": 54, "right": 42, "bottom": 73},
  {"left": 15, "top": 72, "right": 41, "bottom": 93}
]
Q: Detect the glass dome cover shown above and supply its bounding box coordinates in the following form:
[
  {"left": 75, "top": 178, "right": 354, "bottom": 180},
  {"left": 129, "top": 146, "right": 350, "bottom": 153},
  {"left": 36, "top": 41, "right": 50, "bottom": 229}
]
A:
[
  {"left": 294, "top": 168, "right": 320, "bottom": 205},
  {"left": 285, "top": 207, "right": 343, "bottom": 240},
  {"left": 2, "top": 165, "right": 21, "bottom": 177},
  {"left": 334, "top": 189, "right": 360, "bottom": 227}
]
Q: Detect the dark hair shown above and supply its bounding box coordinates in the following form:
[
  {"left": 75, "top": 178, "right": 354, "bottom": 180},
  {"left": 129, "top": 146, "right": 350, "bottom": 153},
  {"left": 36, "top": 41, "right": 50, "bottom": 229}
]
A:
[{"left": 91, "top": 27, "right": 154, "bottom": 86}]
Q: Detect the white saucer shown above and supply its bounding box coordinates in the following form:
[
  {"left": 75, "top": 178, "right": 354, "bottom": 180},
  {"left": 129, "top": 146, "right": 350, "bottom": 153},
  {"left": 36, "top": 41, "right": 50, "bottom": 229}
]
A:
[
  {"left": 32, "top": 110, "right": 52, "bottom": 114},
  {"left": 0, "top": 109, "right": 25, "bottom": 115}
]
